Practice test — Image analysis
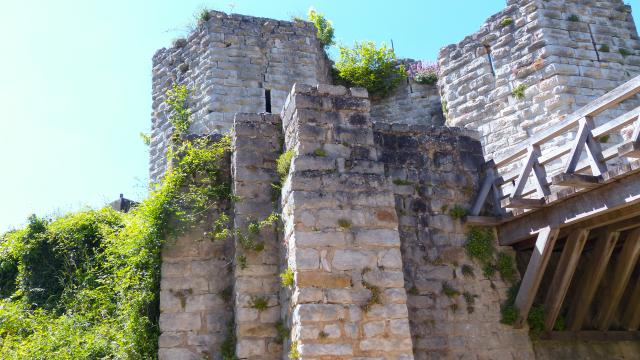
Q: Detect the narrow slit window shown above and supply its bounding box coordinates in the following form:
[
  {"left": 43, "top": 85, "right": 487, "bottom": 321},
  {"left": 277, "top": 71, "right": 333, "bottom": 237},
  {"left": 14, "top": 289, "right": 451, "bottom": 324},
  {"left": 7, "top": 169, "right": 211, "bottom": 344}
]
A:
[
  {"left": 484, "top": 44, "right": 496, "bottom": 76},
  {"left": 265, "top": 89, "right": 271, "bottom": 113}
]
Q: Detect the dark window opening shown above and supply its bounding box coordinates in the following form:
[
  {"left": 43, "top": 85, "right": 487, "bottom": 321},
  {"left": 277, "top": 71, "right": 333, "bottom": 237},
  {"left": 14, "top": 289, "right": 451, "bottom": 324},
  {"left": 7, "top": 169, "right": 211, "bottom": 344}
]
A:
[
  {"left": 484, "top": 44, "right": 496, "bottom": 76},
  {"left": 265, "top": 89, "right": 272, "bottom": 113}
]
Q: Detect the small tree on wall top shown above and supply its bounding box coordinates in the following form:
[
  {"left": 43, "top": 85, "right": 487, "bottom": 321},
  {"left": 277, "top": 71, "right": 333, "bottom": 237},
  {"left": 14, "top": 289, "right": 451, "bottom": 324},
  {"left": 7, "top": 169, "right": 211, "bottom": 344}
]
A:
[{"left": 334, "top": 41, "right": 406, "bottom": 99}]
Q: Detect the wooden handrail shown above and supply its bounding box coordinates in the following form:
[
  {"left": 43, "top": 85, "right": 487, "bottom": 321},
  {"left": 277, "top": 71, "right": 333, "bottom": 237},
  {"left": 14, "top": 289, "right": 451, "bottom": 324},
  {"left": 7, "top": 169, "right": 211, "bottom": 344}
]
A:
[{"left": 470, "top": 75, "right": 640, "bottom": 217}]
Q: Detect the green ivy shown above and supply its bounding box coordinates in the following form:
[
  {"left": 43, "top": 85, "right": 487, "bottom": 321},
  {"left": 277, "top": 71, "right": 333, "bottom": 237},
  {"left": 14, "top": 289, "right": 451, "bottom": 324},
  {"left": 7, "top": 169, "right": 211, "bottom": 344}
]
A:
[
  {"left": 0, "top": 85, "right": 233, "bottom": 358},
  {"left": 334, "top": 41, "right": 406, "bottom": 98}
]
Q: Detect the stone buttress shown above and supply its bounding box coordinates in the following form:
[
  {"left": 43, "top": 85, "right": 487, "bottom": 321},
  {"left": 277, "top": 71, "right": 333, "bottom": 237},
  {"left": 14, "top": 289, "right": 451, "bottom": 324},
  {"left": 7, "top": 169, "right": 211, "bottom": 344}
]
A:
[{"left": 280, "top": 84, "right": 415, "bottom": 359}]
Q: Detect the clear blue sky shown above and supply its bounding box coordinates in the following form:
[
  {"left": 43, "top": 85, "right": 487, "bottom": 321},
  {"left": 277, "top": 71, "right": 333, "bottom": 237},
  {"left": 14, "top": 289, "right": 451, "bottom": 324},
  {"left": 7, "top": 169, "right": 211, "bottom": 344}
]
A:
[{"left": 1, "top": 0, "right": 639, "bottom": 232}]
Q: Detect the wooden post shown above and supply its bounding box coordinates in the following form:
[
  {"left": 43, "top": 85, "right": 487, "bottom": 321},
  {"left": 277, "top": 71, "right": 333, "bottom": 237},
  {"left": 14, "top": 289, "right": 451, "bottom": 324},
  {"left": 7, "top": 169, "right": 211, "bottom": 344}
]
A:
[
  {"left": 563, "top": 116, "right": 607, "bottom": 177},
  {"left": 543, "top": 229, "right": 589, "bottom": 331},
  {"left": 622, "top": 280, "right": 640, "bottom": 331},
  {"left": 514, "top": 226, "right": 560, "bottom": 328},
  {"left": 471, "top": 161, "right": 496, "bottom": 216},
  {"left": 595, "top": 228, "right": 640, "bottom": 331},
  {"left": 566, "top": 231, "right": 620, "bottom": 331}
]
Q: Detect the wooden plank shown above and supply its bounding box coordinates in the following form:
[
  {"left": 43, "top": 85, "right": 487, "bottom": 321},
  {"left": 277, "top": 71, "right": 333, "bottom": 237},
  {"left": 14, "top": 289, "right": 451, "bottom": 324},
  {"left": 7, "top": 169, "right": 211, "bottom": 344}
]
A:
[
  {"left": 539, "top": 331, "right": 640, "bottom": 341},
  {"left": 566, "top": 231, "right": 620, "bottom": 331},
  {"left": 564, "top": 117, "right": 592, "bottom": 174},
  {"left": 595, "top": 228, "right": 640, "bottom": 331},
  {"left": 493, "top": 75, "right": 640, "bottom": 167},
  {"left": 514, "top": 227, "right": 560, "bottom": 328},
  {"left": 543, "top": 229, "right": 589, "bottom": 331},
  {"left": 497, "top": 171, "right": 640, "bottom": 245},
  {"left": 551, "top": 173, "right": 602, "bottom": 188},
  {"left": 470, "top": 162, "right": 497, "bottom": 216},
  {"left": 502, "top": 197, "right": 545, "bottom": 209},
  {"left": 532, "top": 146, "right": 551, "bottom": 197},
  {"left": 622, "top": 279, "right": 640, "bottom": 330},
  {"left": 465, "top": 216, "right": 503, "bottom": 226}
]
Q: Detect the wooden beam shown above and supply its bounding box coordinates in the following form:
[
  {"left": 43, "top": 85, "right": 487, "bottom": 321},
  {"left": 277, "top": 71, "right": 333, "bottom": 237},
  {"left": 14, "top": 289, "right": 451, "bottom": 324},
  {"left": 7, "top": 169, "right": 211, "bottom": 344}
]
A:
[
  {"left": 595, "top": 228, "right": 640, "bottom": 330},
  {"left": 566, "top": 231, "right": 620, "bottom": 331},
  {"left": 543, "top": 229, "right": 589, "bottom": 331},
  {"left": 514, "top": 227, "right": 560, "bottom": 328},
  {"left": 622, "top": 279, "right": 640, "bottom": 331},
  {"left": 497, "top": 170, "right": 640, "bottom": 245},
  {"left": 502, "top": 197, "right": 545, "bottom": 209},
  {"left": 563, "top": 116, "right": 607, "bottom": 176},
  {"left": 511, "top": 146, "right": 540, "bottom": 198},
  {"left": 618, "top": 140, "right": 640, "bottom": 158},
  {"left": 465, "top": 216, "right": 502, "bottom": 226},
  {"left": 538, "top": 331, "right": 640, "bottom": 341},
  {"left": 551, "top": 173, "right": 602, "bottom": 188},
  {"left": 470, "top": 162, "right": 497, "bottom": 216}
]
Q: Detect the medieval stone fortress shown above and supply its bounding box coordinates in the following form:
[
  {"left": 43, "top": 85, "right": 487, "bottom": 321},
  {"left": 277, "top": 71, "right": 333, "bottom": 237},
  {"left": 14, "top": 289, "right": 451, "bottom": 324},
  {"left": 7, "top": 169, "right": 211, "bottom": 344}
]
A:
[{"left": 151, "top": 0, "right": 640, "bottom": 359}]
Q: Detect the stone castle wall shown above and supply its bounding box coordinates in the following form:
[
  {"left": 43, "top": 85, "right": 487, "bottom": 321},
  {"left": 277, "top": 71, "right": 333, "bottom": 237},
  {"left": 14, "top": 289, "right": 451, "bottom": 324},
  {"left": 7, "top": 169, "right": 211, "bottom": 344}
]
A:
[
  {"left": 439, "top": 0, "right": 640, "bottom": 165},
  {"left": 150, "top": 11, "right": 331, "bottom": 182},
  {"left": 371, "top": 80, "right": 445, "bottom": 126},
  {"left": 374, "top": 124, "right": 534, "bottom": 359}
]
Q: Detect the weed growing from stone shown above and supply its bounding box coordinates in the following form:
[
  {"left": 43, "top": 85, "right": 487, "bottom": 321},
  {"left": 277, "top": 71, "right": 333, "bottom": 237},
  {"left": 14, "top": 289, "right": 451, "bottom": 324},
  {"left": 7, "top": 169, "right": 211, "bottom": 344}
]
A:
[
  {"left": 500, "top": 282, "right": 520, "bottom": 325},
  {"left": 461, "top": 264, "right": 475, "bottom": 277},
  {"left": 465, "top": 227, "right": 494, "bottom": 265},
  {"left": 448, "top": 204, "right": 468, "bottom": 219},
  {"left": 362, "top": 280, "right": 381, "bottom": 312},
  {"left": 442, "top": 282, "right": 460, "bottom": 298},
  {"left": 275, "top": 321, "right": 288, "bottom": 344},
  {"left": 289, "top": 341, "right": 301, "bottom": 359},
  {"left": 277, "top": 150, "right": 294, "bottom": 181},
  {"left": 318, "top": 331, "right": 329, "bottom": 339},
  {"left": 599, "top": 44, "right": 610, "bottom": 53},
  {"left": 568, "top": 14, "right": 580, "bottom": 22},
  {"left": 250, "top": 296, "right": 269, "bottom": 311},
  {"left": 408, "top": 286, "right": 419, "bottom": 295},
  {"left": 598, "top": 134, "right": 610, "bottom": 143},
  {"left": 237, "top": 255, "right": 247, "bottom": 270},
  {"left": 512, "top": 84, "right": 527, "bottom": 100},
  {"left": 198, "top": 9, "right": 211, "bottom": 24},
  {"left": 619, "top": 48, "right": 632, "bottom": 57},
  {"left": 280, "top": 267, "right": 294, "bottom": 287},
  {"left": 496, "top": 252, "right": 516, "bottom": 283},
  {"left": 220, "top": 319, "right": 237, "bottom": 360},
  {"left": 220, "top": 286, "right": 233, "bottom": 302},
  {"left": 500, "top": 16, "right": 514, "bottom": 27},
  {"left": 313, "top": 148, "right": 327, "bottom": 157},
  {"left": 393, "top": 178, "right": 413, "bottom": 186},
  {"left": 337, "top": 219, "right": 352, "bottom": 229}
]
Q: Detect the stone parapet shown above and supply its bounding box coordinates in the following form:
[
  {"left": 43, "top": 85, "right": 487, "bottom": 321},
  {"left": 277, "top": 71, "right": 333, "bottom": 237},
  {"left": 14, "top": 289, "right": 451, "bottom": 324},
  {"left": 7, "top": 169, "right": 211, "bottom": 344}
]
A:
[{"left": 280, "top": 83, "right": 414, "bottom": 359}]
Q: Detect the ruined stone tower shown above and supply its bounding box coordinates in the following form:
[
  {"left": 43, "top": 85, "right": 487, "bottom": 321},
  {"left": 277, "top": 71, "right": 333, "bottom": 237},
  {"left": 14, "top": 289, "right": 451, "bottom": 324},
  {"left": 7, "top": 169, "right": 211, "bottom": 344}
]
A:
[{"left": 152, "top": 2, "right": 640, "bottom": 359}]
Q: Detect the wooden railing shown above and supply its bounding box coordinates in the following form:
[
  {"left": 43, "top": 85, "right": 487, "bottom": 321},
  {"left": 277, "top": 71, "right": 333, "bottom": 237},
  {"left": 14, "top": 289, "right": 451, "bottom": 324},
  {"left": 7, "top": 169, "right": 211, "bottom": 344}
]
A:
[{"left": 470, "top": 75, "right": 640, "bottom": 220}]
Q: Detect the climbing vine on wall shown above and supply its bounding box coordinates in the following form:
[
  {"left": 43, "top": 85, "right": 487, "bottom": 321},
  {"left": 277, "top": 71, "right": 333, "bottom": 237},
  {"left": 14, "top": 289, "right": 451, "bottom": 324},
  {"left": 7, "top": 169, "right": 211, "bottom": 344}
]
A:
[{"left": 0, "top": 85, "right": 233, "bottom": 359}]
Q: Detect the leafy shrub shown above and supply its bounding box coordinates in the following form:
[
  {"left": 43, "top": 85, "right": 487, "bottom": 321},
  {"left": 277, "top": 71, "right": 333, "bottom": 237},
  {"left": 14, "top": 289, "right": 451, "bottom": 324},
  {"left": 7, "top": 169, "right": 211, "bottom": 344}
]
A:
[
  {"left": 277, "top": 150, "right": 294, "bottom": 181},
  {"left": 512, "top": 84, "right": 527, "bottom": 100},
  {"left": 598, "top": 44, "right": 610, "bottom": 53},
  {"left": 527, "top": 304, "right": 545, "bottom": 336},
  {"left": 568, "top": 14, "right": 579, "bottom": 22},
  {"left": 500, "top": 16, "right": 514, "bottom": 27},
  {"left": 166, "top": 84, "right": 191, "bottom": 139},
  {"left": 0, "top": 86, "right": 233, "bottom": 358},
  {"left": 289, "top": 341, "right": 300, "bottom": 359},
  {"left": 307, "top": 8, "right": 334, "bottom": 47},
  {"left": 500, "top": 282, "right": 520, "bottom": 325},
  {"left": 334, "top": 41, "right": 406, "bottom": 98},
  {"left": 407, "top": 61, "right": 438, "bottom": 85}
]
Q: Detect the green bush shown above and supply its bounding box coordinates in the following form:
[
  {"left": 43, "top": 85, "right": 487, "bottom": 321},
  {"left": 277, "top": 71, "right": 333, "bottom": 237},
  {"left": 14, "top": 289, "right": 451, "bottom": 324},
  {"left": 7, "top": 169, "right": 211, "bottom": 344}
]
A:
[
  {"left": 279, "top": 267, "right": 294, "bottom": 287},
  {"left": 0, "top": 86, "right": 233, "bottom": 358},
  {"left": 334, "top": 41, "right": 406, "bottom": 98},
  {"left": 598, "top": 44, "right": 610, "bottom": 53},
  {"left": 568, "top": 14, "right": 579, "bottom": 22},
  {"left": 465, "top": 227, "right": 494, "bottom": 265},
  {"left": 496, "top": 251, "right": 516, "bottom": 282},
  {"left": 307, "top": 8, "right": 334, "bottom": 47},
  {"left": 619, "top": 48, "right": 632, "bottom": 57},
  {"left": 500, "top": 16, "right": 514, "bottom": 27},
  {"left": 448, "top": 205, "right": 468, "bottom": 220}
]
